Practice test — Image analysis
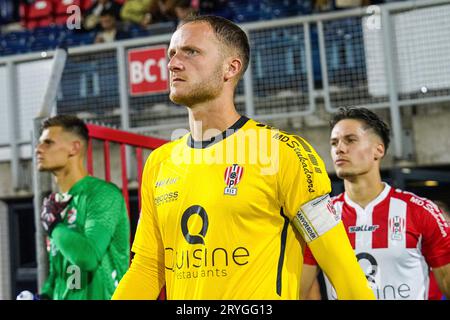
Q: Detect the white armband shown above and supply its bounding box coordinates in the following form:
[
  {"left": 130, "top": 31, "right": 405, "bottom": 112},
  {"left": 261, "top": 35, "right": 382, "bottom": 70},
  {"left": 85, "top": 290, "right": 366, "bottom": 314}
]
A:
[{"left": 292, "top": 194, "right": 341, "bottom": 243}]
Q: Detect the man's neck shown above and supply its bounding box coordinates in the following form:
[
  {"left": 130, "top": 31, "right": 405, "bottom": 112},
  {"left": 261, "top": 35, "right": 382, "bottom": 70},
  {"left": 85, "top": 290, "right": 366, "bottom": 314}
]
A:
[
  {"left": 344, "top": 172, "right": 385, "bottom": 209},
  {"left": 188, "top": 100, "right": 241, "bottom": 141},
  {"left": 53, "top": 166, "right": 88, "bottom": 193}
]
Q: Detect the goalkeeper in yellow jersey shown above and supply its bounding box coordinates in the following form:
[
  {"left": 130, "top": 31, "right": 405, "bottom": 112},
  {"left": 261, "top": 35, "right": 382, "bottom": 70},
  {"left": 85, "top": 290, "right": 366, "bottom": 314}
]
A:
[{"left": 113, "top": 15, "right": 375, "bottom": 300}]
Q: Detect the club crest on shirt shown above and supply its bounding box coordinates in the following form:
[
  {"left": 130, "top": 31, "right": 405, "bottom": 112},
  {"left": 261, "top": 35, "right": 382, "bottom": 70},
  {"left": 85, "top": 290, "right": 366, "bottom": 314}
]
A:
[
  {"left": 389, "top": 215, "right": 405, "bottom": 240},
  {"left": 224, "top": 164, "right": 244, "bottom": 196}
]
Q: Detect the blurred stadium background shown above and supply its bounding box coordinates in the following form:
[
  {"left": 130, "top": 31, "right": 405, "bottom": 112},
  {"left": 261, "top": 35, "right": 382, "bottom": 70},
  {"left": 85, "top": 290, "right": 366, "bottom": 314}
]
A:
[{"left": 1, "top": 0, "right": 450, "bottom": 299}]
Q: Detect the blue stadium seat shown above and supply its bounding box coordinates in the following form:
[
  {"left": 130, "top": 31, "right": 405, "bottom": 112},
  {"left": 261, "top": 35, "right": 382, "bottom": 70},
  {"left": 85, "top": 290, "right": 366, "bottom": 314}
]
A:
[
  {"left": 324, "top": 18, "right": 366, "bottom": 87},
  {"left": 29, "top": 26, "right": 54, "bottom": 49},
  {"left": 251, "top": 28, "right": 308, "bottom": 96},
  {"left": 29, "top": 36, "right": 60, "bottom": 52},
  {"left": 229, "top": 1, "right": 261, "bottom": 23},
  {"left": 202, "top": 0, "right": 235, "bottom": 21},
  {"left": 78, "top": 31, "right": 96, "bottom": 45},
  {"left": 60, "top": 31, "right": 96, "bottom": 48},
  {"left": 58, "top": 54, "right": 120, "bottom": 115},
  {"left": 146, "top": 21, "right": 176, "bottom": 36},
  {"left": 127, "top": 24, "right": 150, "bottom": 39},
  {"left": 1, "top": 30, "right": 31, "bottom": 55},
  {"left": 0, "top": 0, "right": 18, "bottom": 25},
  {"left": 310, "top": 26, "right": 322, "bottom": 85},
  {"left": 261, "top": 0, "right": 313, "bottom": 19},
  {"left": 125, "top": 22, "right": 175, "bottom": 40},
  {"left": 293, "top": 0, "right": 313, "bottom": 15}
]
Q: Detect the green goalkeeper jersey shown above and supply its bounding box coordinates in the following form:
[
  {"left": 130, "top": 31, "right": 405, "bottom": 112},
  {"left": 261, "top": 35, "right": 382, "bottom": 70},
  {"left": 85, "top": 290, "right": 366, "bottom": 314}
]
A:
[{"left": 41, "top": 176, "right": 130, "bottom": 300}]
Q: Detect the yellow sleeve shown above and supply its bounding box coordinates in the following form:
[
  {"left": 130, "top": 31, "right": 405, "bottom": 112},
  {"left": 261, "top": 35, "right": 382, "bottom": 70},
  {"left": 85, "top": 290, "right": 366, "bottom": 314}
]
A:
[
  {"left": 277, "top": 133, "right": 331, "bottom": 219},
  {"left": 308, "top": 222, "right": 375, "bottom": 300},
  {"left": 112, "top": 252, "right": 163, "bottom": 300},
  {"left": 112, "top": 153, "right": 165, "bottom": 299}
]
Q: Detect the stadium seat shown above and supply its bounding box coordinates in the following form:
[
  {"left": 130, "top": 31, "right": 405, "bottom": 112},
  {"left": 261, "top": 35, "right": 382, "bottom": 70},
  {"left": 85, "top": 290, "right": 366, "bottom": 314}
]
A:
[
  {"left": 252, "top": 29, "right": 308, "bottom": 96},
  {"left": 27, "top": 26, "right": 63, "bottom": 52},
  {"left": 309, "top": 26, "right": 323, "bottom": 85},
  {"left": 54, "top": 14, "right": 68, "bottom": 26},
  {"left": 2, "top": 31, "right": 31, "bottom": 55},
  {"left": 27, "top": 0, "right": 53, "bottom": 19},
  {"left": 80, "top": 0, "right": 93, "bottom": 11},
  {"left": 53, "top": 0, "right": 81, "bottom": 26},
  {"left": 78, "top": 31, "right": 96, "bottom": 45},
  {"left": 127, "top": 24, "right": 150, "bottom": 39},
  {"left": 261, "top": 0, "right": 313, "bottom": 19},
  {"left": 58, "top": 55, "right": 120, "bottom": 115},
  {"left": 29, "top": 36, "right": 59, "bottom": 52},
  {"left": 200, "top": 0, "right": 234, "bottom": 21},
  {"left": 146, "top": 21, "right": 176, "bottom": 36},
  {"left": 295, "top": 0, "right": 313, "bottom": 15},
  {"left": 24, "top": 0, "right": 54, "bottom": 29},
  {"left": 54, "top": 0, "right": 81, "bottom": 15},
  {"left": 0, "top": 0, "right": 19, "bottom": 25},
  {"left": 60, "top": 30, "right": 96, "bottom": 47},
  {"left": 227, "top": 0, "right": 313, "bottom": 22},
  {"left": 324, "top": 18, "right": 366, "bottom": 87},
  {"left": 228, "top": 1, "right": 261, "bottom": 23}
]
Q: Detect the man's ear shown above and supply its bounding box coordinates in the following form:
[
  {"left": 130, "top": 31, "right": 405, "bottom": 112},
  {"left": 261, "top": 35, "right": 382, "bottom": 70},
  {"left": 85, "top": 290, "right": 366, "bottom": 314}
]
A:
[
  {"left": 224, "top": 57, "right": 242, "bottom": 82},
  {"left": 374, "top": 143, "right": 385, "bottom": 160},
  {"left": 69, "top": 140, "right": 83, "bottom": 157}
]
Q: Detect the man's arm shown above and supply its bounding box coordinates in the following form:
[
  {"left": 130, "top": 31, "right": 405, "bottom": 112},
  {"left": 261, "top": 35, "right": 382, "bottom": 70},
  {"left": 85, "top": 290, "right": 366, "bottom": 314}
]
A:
[
  {"left": 432, "top": 263, "right": 450, "bottom": 298},
  {"left": 300, "top": 264, "right": 321, "bottom": 300},
  {"left": 291, "top": 194, "right": 374, "bottom": 299},
  {"left": 50, "top": 187, "right": 125, "bottom": 271},
  {"left": 50, "top": 222, "right": 114, "bottom": 271},
  {"left": 308, "top": 222, "right": 374, "bottom": 300},
  {"left": 414, "top": 198, "right": 450, "bottom": 298},
  {"left": 112, "top": 252, "right": 164, "bottom": 300},
  {"left": 112, "top": 197, "right": 165, "bottom": 299},
  {"left": 275, "top": 133, "right": 373, "bottom": 299},
  {"left": 113, "top": 155, "right": 165, "bottom": 299},
  {"left": 39, "top": 192, "right": 108, "bottom": 284}
]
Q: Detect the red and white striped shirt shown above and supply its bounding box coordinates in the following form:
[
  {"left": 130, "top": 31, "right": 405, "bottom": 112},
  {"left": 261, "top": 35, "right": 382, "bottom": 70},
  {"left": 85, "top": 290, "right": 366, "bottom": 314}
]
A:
[{"left": 304, "top": 183, "right": 450, "bottom": 300}]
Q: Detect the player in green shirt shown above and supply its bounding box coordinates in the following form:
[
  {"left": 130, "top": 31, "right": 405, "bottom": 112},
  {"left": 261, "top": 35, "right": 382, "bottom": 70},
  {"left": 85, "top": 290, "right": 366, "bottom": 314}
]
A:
[{"left": 35, "top": 115, "right": 130, "bottom": 300}]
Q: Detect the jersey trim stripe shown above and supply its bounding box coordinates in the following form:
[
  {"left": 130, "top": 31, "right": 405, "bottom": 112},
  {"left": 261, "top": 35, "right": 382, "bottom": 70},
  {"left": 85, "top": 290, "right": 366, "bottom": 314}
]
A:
[
  {"left": 342, "top": 203, "right": 356, "bottom": 248},
  {"left": 355, "top": 204, "right": 373, "bottom": 249},
  {"left": 276, "top": 208, "right": 289, "bottom": 297},
  {"left": 372, "top": 199, "right": 390, "bottom": 249},
  {"left": 224, "top": 166, "right": 230, "bottom": 184},
  {"left": 187, "top": 116, "right": 249, "bottom": 149}
]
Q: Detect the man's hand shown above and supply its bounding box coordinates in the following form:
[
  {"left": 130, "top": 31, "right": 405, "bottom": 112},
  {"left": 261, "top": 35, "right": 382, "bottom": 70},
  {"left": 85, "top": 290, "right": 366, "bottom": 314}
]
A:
[
  {"left": 16, "top": 290, "right": 50, "bottom": 300},
  {"left": 40, "top": 193, "right": 72, "bottom": 236},
  {"left": 16, "top": 290, "right": 35, "bottom": 300}
]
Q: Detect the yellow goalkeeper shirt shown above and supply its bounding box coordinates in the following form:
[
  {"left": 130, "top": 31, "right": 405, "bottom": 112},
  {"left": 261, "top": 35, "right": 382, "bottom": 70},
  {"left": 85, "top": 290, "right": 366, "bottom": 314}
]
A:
[{"left": 116, "top": 116, "right": 331, "bottom": 299}]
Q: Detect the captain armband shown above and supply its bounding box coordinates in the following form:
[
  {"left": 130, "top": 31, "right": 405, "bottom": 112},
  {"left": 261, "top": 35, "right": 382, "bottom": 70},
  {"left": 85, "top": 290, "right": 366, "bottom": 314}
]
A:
[{"left": 291, "top": 194, "right": 341, "bottom": 243}]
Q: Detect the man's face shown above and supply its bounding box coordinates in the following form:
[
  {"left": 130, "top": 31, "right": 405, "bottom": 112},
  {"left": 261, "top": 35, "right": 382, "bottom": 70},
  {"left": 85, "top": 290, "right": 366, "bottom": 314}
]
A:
[
  {"left": 35, "top": 126, "right": 75, "bottom": 172},
  {"left": 330, "top": 119, "right": 384, "bottom": 180},
  {"left": 167, "top": 22, "right": 225, "bottom": 107},
  {"left": 100, "top": 15, "right": 115, "bottom": 31}
]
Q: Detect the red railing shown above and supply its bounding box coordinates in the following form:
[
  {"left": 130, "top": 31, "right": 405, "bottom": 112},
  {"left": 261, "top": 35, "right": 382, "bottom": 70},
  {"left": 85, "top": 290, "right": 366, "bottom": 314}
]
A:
[
  {"left": 86, "top": 124, "right": 168, "bottom": 299},
  {"left": 87, "top": 124, "right": 168, "bottom": 300},
  {"left": 86, "top": 124, "right": 168, "bottom": 215}
]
